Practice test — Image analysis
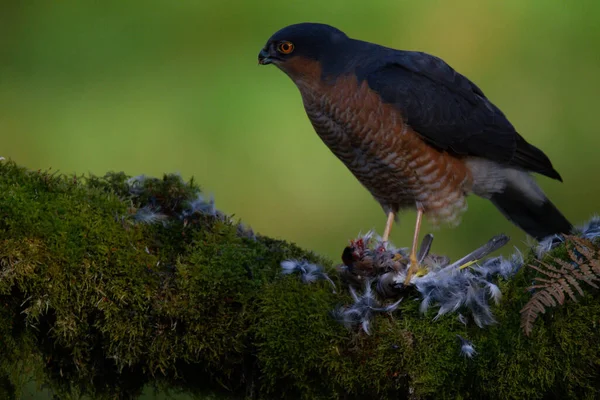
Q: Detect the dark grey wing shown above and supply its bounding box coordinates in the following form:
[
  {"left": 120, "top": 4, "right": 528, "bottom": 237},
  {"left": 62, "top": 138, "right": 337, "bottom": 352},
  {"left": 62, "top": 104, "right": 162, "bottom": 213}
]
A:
[{"left": 361, "top": 51, "right": 562, "bottom": 180}]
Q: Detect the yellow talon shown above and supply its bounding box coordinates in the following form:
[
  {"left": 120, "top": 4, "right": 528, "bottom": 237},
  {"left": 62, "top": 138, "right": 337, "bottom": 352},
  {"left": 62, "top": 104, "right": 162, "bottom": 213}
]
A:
[{"left": 415, "top": 267, "right": 428, "bottom": 277}]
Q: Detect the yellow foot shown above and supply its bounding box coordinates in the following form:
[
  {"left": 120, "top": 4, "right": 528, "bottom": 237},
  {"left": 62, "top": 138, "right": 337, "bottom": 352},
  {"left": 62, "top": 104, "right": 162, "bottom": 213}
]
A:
[
  {"left": 404, "top": 205, "right": 425, "bottom": 286},
  {"left": 404, "top": 253, "right": 420, "bottom": 285}
]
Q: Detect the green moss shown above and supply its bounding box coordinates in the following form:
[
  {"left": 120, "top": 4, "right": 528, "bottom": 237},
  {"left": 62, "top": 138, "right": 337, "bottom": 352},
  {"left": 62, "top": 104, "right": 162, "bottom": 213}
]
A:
[{"left": 0, "top": 160, "right": 599, "bottom": 399}]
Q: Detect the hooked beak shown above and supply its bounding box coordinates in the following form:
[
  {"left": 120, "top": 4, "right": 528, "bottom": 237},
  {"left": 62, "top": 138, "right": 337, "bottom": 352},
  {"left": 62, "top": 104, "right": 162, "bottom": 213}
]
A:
[{"left": 258, "top": 48, "right": 272, "bottom": 65}]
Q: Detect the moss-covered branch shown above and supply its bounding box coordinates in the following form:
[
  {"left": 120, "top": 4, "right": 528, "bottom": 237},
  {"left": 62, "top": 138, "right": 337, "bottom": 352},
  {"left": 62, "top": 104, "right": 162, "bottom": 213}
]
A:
[{"left": 1, "top": 161, "right": 599, "bottom": 399}]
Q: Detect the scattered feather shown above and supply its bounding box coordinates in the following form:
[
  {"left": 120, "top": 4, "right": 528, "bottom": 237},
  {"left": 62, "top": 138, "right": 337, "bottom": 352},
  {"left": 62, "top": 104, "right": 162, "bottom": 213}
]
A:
[
  {"left": 126, "top": 175, "right": 147, "bottom": 195},
  {"left": 419, "top": 294, "right": 433, "bottom": 314},
  {"left": 536, "top": 217, "right": 600, "bottom": 258},
  {"left": 457, "top": 335, "right": 477, "bottom": 358},
  {"left": 339, "top": 231, "right": 516, "bottom": 327},
  {"left": 182, "top": 194, "right": 217, "bottom": 217},
  {"left": 376, "top": 271, "right": 404, "bottom": 298},
  {"left": 474, "top": 249, "right": 523, "bottom": 280},
  {"left": 579, "top": 215, "right": 600, "bottom": 240},
  {"left": 336, "top": 218, "right": 598, "bottom": 332},
  {"left": 411, "top": 239, "right": 518, "bottom": 327},
  {"left": 333, "top": 280, "right": 402, "bottom": 334},
  {"left": 132, "top": 206, "right": 168, "bottom": 225},
  {"left": 120, "top": 172, "right": 254, "bottom": 239},
  {"left": 536, "top": 234, "right": 565, "bottom": 258},
  {"left": 486, "top": 282, "right": 502, "bottom": 305},
  {"left": 281, "top": 260, "right": 336, "bottom": 291},
  {"left": 236, "top": 223, "right": 257, "bottom": 241}
]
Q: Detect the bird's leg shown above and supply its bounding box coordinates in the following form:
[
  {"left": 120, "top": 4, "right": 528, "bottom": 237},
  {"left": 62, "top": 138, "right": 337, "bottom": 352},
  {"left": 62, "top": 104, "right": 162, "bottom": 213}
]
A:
[
  {"left": 381, "top": 211, "right": 396, "bottom": 242},
  {"left": 404, "top": 205, "right": 424, "bottom": 285}
]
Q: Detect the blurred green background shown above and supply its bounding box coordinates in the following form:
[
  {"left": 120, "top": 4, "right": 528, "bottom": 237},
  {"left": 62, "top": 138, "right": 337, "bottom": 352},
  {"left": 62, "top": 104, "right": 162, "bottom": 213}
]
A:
[
  {"left": 2, "top": 0, "right": 598, "bottom": 262},
  {"left": 2, "top": 0, "right": 599, "bottom": 398}
]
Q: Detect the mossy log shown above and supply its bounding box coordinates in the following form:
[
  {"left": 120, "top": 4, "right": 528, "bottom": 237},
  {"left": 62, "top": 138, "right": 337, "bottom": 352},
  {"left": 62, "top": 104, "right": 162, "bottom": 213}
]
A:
[{"left": 0, "top": 161, "right": 599, "bottom": 400}]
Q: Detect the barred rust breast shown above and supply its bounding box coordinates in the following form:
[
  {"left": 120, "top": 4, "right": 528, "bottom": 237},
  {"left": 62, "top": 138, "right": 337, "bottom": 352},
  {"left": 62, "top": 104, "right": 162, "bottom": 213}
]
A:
[{"left": 284, "top": 57, "right": 473, "bottom": 225}]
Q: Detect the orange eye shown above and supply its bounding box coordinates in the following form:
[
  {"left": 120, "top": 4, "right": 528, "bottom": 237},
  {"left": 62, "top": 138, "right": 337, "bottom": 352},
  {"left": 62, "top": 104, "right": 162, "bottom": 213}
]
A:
[{"left": 277, "top": 41, "right": 294, "bottom": 54}]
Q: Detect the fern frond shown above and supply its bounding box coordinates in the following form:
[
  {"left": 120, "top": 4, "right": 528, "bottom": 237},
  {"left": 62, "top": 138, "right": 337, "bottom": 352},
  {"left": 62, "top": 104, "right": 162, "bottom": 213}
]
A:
[
  {"left": 558, "top": 277, "right": 578, "bottom": 301},
  {"left": 520, "top": 292, "right": 550, "bottom": 336},
  {"left": 528, "top": 262, "right": 561, "bottom": 278},
  {"left": 564, "top": 274, "right": 584, "bottom": 297},
  {"left": 520, "top": 236, "right": 600, "bottom": 336},
  {"left": 570, "top": 236, "right": 600, "bottom": 276},
  {"left": 546, "top": 285, "right": 565, "bottom": 304}
]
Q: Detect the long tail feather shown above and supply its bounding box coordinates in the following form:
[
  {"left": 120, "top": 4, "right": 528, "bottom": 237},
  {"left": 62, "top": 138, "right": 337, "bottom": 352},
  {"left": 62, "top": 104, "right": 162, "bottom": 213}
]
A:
[{"left": 490, "top": 171, "right": 571, "bottom": 240}]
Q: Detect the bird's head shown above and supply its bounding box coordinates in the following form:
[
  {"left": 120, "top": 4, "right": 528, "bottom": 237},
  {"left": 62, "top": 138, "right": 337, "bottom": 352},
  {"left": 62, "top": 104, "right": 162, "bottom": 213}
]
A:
[{"left": 258, "top": 23, "right": 349, "bottom": 79}]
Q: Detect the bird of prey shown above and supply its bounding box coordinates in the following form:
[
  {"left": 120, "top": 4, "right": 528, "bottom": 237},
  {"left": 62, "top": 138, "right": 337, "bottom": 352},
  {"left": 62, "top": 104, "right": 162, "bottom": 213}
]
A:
[{"left": 258, "top": 23, "right": 571, "bottom": 282}]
